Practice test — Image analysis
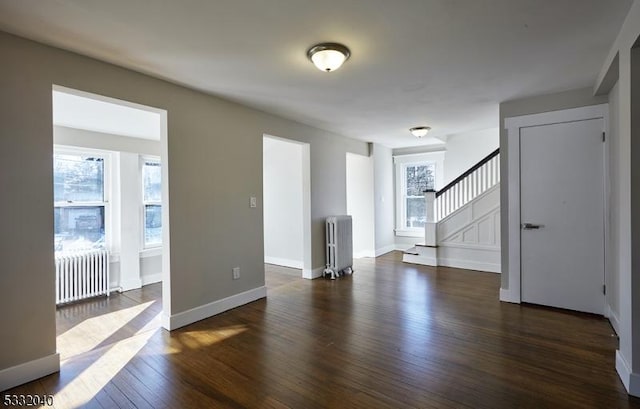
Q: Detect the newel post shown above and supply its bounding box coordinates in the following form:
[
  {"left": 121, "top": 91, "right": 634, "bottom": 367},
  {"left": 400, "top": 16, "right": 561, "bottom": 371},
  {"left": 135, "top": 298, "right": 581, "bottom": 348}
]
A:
[{"left": 424, "top": 189, "right": 437, "bottom": 246}]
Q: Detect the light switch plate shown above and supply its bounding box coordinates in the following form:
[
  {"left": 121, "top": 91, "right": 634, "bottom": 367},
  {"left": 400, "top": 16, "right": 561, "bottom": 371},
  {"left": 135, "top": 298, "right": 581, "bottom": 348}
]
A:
[{"left": 250, "top": 196, "right": 257, "bottom": 208}]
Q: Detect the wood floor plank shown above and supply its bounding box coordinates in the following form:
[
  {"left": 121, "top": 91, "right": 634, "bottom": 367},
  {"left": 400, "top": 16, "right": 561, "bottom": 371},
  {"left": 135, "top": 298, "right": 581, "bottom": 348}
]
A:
[{"left": 5, "top": 253, "right": 640, "bottom": 408}]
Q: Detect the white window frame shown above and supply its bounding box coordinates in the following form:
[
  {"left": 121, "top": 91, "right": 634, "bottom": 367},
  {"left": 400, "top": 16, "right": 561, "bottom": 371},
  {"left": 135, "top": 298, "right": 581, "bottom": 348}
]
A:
[
  {"left": 53, "top": 145, "right": 112, "bottom": 252},
  {"left": 141, "top": 155, "right": 162, "bottom": 249},
  {"left": 394, "top": 152, "right": 445, "bottom": 237}
]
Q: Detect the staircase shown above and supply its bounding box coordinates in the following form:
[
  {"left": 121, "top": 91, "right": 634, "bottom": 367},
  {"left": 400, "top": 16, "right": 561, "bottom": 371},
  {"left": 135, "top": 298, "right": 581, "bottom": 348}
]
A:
[{"left": 403, "top": 149, "right": 500, "bottom": 273}]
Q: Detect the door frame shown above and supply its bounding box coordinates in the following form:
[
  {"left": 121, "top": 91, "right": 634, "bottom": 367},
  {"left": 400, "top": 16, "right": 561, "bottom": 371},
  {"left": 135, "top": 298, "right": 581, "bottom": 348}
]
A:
[
  {"left": 262, "top": 134, "right": 313, "bottom": 279},
  {"left": 502, "top": 104, "right": 609, "bottom": 305}
]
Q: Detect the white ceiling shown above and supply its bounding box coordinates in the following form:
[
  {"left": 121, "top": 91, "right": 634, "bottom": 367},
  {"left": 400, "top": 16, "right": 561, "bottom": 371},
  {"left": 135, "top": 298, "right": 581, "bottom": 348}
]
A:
[{"left": 0, "top": 1, "right": 632, "bottom": 148}]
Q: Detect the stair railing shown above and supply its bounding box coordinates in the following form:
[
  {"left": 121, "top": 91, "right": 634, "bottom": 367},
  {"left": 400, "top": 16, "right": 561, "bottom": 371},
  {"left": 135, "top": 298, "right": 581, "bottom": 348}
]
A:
[{"left": 430, "top": 148, "right": 500, "bottom": 222}]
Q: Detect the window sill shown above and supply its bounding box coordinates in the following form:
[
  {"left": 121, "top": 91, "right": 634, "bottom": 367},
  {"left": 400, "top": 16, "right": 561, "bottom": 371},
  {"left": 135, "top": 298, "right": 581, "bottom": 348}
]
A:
[
  {"left": 394, "top": 229, "right": 424, "bottom": 238},
  {"left": 140, "top": 247, "right": 163, "bottom": 258}
]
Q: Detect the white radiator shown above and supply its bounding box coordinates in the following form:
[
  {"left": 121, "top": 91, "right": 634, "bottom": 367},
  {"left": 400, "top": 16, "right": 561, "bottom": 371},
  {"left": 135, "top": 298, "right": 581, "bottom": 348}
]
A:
[
  {"left": 323, "top": 215, "right": 354, "bottom": 279},
  {"left": 55, "top": 249, "right": 111, "bottom": 305}
]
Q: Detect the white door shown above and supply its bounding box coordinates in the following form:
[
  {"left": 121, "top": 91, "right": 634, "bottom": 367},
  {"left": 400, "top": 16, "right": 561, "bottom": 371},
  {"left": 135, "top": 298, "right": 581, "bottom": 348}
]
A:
[{"left": 520, "top": 118, "right": 605, "bottom": 314}]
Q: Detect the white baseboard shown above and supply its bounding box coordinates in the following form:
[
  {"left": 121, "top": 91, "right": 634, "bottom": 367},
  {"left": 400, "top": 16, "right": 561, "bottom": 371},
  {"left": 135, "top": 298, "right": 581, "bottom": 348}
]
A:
[
  {"left": 303, "top": 267, "right": 324, "bottom": 280},
  {"left": 163, "top": 286, "right": 267, "bottom": 331},
  {"left": 0, "top": 353, "right": 60, "bottom": 392},
  {"left": 615, "top": 351, "right": 640, "bottom": 396},
  {"left": 606, "top": 304, "right": 620, "bottom": 336},
  {"left": 120, "top": 278, "right": 142, "bottom": 292},
  {"left": 500, "top": 287, "right": 520, "bottom": 303},
  {"left": 403, "top": 254, "right": 438, "bottom": 266},
  {"left": 353, "top": 250, "right": 376, "bottom": 259},
  {"left": 264, "top": 256, "right": 303, "bottom": 269},
  {"left": 394, "top": 244, "right": 413, "bottom": 252},
  {"left": 141, "top": 272, "right": 163, "bottom": 286},
  {"left": 375, "top": 244, "right": 397, "bottom": 257},
  {"left": 438, "top": 258, "right": 501, "bottom": 273}
]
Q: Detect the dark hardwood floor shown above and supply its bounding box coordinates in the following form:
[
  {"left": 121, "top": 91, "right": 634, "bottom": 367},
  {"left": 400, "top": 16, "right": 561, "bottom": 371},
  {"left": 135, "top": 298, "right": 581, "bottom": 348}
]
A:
[{"left": 6, "top": 252, "right": 640, "bottom": 408}]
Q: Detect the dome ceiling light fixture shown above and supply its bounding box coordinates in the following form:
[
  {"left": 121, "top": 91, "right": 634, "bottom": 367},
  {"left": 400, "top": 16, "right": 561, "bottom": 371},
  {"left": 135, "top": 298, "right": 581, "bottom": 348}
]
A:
[
  {"left": 410, "top": 126, "right": 432, "bottom": 138},
  {"left": 307, "top": 43, "right": 351, "bottom": 72}
]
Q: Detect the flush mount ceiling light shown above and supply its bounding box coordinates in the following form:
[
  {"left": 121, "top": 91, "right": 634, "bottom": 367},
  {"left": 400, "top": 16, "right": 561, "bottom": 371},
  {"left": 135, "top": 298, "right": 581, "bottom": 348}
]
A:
[
  {"left": 307, "top": 43, "right": 351, "bottom": 72},
  {"left": 410, "top": 126, "right": 431, "bottom": 138}
]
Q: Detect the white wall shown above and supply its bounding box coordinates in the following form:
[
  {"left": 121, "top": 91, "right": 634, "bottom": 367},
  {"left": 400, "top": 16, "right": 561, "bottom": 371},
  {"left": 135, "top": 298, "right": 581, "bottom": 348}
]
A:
[
  {"left": 263, "top": 137, "right": 303, "bottom": 269},
  {"left": 391, "top": 128, "right": 498, "bottom": 186},
  {"left": 373, "top": 144, "right": 395, "bottom": 255},
  {"left": 443, "top": 128, "right": 499, "bottom": 185},
  {"left": 346, "top": 152, "right": 375, "bottom": 258}
]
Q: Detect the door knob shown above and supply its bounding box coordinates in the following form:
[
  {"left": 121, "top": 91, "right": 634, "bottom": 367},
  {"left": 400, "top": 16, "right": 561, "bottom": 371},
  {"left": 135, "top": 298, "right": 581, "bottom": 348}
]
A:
[{"left": 522, "top": 223, "right": 544, "bottom": 230}]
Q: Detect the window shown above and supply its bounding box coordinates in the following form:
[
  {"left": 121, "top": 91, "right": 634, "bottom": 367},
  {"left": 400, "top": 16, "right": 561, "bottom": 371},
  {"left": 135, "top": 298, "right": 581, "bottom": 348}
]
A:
[
  {"left": 142, "top": 159, "right": 162, "bottom": 247},
  {"left": 402, "top": 163, "right": 435, "bottom": 229},
  {"left": 394, "top": 152, "right": 444, "bottom": 237},
  {"left": 54, "top": 151, "right": 108, "bottom": 252}
]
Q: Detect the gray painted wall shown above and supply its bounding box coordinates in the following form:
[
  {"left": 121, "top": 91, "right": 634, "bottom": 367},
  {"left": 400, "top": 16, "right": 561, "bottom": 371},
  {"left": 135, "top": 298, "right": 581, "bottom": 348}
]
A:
[
  {"left": 498, "top": 87, "right": 608, "bottom": 289},
  {"left": 0, "top": 31, "right": 367, "bottom": 374}
]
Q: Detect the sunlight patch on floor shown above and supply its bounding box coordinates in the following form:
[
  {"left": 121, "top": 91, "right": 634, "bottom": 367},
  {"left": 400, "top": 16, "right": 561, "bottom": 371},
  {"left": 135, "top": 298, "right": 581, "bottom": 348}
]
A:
[
  {"left": 57, "top": 301, "right": 155, "bottom": 360},
  {"left": 55, "top": 313, "right": 161, "bottom": 409},
  {"left": 171, "top": 325, "right": 249, "bottom": 352}
]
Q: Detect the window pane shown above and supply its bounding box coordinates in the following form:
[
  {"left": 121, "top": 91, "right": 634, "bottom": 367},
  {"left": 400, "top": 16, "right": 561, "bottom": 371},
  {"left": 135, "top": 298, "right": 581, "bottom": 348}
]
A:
[
  {"left": 143, "top": 161, "right": 162, "bottom": 202},
  {"left": 54, "top": 154, "right": 104, "bottom": 202},
  {"left": 54, "top": 206, "right": 105, "bottom": 252},
  {"left": 406, "top": 198, "right": 426, "bottom": 228},
  {"left": 405, "top": 164, "right": 435, "bottom": 196},
  {"left": 145, "top": 205, "right": 162, "bottom": 246}
]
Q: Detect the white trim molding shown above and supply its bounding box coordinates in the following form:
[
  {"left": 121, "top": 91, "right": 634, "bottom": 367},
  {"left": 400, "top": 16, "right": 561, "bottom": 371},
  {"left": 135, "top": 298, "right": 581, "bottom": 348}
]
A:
[
  {"left": 141, "top": 272, "right": 163, "bottom": 286},
  {"left": 162, "top": 286, "right": 266, "bottom": 331},
  {"left": 0, "top": 353, "right": 60, "bottom": 392},
  {"left": 616, "top": 351, "right": 640, "bottom": 397},
  {"left": 120, "top": 277, "right": 142, "bottom": 292},
  {"left": 394, "top": 244, "right": 413, "bottom": 252},
  {"left": 500, "top": 287, "right": 519, "bottom": 303},
  {"left": 438, "top": 258, "right": 500, "bottom": 273},
  {"left": 375, "top": 244, "right": 397, "bottom": 257},
  {"left": 394, "top": 229, "right": 424, "bottom": 238},
  {"left": 394, "top": 151, "right": 446, "bottom": 237},
  {"left": 265, "top": 256, "right": 304, "bottom": 270},
  {"left": 140, "top": 247, "right": 162, "bottom": 259},
  {"left": 606, "top": 304, "right": 620, "bottom": 336},
  {"left": 353, "top": 250, "right": 376, "bottom": 259},
  {"left": 302, "top": 266, "right": 324, "bottom": 280},
  {"left": 504, "top": 104, "right": 609, "bottom": 305}
]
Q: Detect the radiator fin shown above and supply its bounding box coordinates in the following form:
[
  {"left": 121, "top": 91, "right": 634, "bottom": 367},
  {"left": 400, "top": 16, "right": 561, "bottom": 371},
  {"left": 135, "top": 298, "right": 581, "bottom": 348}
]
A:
[
  {"left": 324, "top": 215, "right": 353, "bottom": 279},
  {"left": 55, "top": 249, "right": 110, "bottom": 305}
]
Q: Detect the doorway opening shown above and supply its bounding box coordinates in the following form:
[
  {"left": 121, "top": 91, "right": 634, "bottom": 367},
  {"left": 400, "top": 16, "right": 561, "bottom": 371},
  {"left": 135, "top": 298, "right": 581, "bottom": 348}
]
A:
[
  {"left": 52, "top": 85, "right": 170, "bottom": 364},
  {"left": 262, "top": 135, "right": 312, "bottom": 279}
]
